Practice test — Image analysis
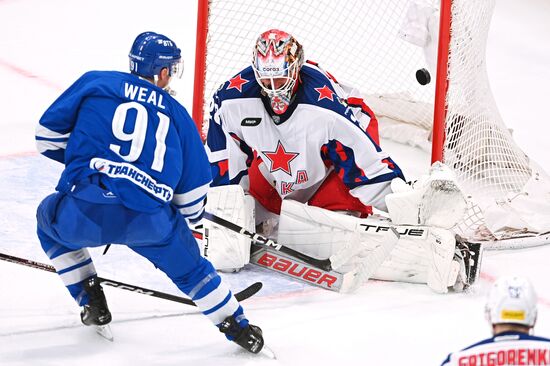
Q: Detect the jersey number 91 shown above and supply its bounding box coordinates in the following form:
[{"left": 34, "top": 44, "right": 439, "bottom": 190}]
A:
[{"left": 109, "top": 101, "right": 170, "bottom": 173}]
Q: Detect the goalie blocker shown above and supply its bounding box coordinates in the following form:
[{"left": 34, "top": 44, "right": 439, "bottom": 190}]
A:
[{"left": 198, "top": 185, "right": 482, "bottom": 293}]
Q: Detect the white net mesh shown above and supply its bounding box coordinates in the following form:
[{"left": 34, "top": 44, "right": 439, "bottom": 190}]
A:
[
  {"left": 440, "top": 0, "right": 550, "bottom": 243},
  {"left": 201, "top": 0, "right": 436, "bottom": 131},
  {"left": 198, "top": 0, "right": 550, "bottom": 245}
]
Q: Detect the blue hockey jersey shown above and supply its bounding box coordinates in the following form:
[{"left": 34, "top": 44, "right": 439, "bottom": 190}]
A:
[{"left": 36, "top": 71, "right": 211, "bottom": 223}]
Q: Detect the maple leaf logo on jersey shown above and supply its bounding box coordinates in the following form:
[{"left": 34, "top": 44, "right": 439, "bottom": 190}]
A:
[
  {"left": 262, "top": 141, "right": 299, "bottom": 176},
  {"left": 227, "top": 74, "right": 249, "bottom": 92},
  {"left": 315, "top": 85, "right": 334, "bottom": 101}
]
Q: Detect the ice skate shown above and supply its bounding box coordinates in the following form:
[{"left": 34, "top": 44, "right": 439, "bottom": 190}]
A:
[
  {"left": 219, "top": 315, "right": 265, "bottom": 354},
  {"left": 80, "top": 276, "right": 113, "bottom": 341}
]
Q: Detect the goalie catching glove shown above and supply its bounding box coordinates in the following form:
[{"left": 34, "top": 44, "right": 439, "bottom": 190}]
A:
[{"left": 385, "top": 161, "right": 467, "bottom": 229}]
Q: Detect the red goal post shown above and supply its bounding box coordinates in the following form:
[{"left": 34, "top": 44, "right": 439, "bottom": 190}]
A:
[{"left": 192, "top": 0, "right": 550, "bottom": 248}]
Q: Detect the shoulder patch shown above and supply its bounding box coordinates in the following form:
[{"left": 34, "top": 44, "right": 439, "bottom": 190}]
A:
[{"left": 241, "top": 117, "right": 262, "bottom": 126}]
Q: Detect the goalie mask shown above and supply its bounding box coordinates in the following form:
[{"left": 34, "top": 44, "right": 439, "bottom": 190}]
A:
[
  {"left": 129, "top": 32, "right": 183, "bottom": 94},
  {"left": 485, "top": 276, "right": 538, "bottom": 328},
  {"left": 252, "top": 29, "right": 304, "bottom": 115}
]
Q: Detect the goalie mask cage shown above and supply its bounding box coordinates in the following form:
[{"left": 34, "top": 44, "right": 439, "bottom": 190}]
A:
[{"left": 192, "top": 0, "right": 550, "bottom": 248}]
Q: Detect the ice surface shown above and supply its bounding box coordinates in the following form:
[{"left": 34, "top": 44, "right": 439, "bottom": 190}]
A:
[{"left": 1, "top": 0, "right": 549, "bottom": 365}]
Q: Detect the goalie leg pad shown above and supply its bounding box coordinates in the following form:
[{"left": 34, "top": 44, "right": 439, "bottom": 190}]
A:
[
  {"left": 337, "top": 228, "right": 400, "bottom": 293},
  {"left": 370, "top": 236, "right": 429, "bottom": 284},
  {"left": 277, "top": 200, "right": 481, "bottom": 293},
  {"left": 421, "top": 227, "right": 459, "bottom": 294},
  {"left": 278, "top": 200, "right": 398, "bottom": 291},
  {"left": 278, "top": 200, "right": 359, "bottom": 260},
  {"left": 200, "top": 185, "right": 254, "bottom": 272},
  {"left": 369, "top": 224, "right": 483, "bottom": 293},
  {"left": 357, "top": 219, "right": 455, "bottom": 291}
]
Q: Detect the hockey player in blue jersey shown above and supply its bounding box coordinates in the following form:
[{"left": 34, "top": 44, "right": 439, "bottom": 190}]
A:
[
  {"left": 441, "top": 276, "right": 550, "bottom": 365},
  {"left": 35, "top": 31, "right": 263, "bottom": 353}
]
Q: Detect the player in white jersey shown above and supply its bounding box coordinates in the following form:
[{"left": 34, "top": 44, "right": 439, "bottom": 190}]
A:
[
  {"left": 204, "top": 29, "right": 477, "bottom": 293},
  {"left": 207, "top": 29, "right": 402, "bottom": 215},
  {"left": 441, "top": 276, "right": 550, "bottom": 365}
]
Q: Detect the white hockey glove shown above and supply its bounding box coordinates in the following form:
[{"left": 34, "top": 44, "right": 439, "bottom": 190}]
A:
[
  {"left": 199, "top": 185, "right": 255, "bottom": 272},
  {"left": 385, "top": 162, "right": 467, "bottom": 229}
]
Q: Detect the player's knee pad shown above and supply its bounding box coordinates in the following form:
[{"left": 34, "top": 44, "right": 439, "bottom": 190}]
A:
[{"left": 199, "top": 185, "right": 254, "bottom": 272}]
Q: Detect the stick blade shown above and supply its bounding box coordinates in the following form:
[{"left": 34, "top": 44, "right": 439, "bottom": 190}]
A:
[{"left": 235, "top": 281, "right": 263, "bottom": 302}]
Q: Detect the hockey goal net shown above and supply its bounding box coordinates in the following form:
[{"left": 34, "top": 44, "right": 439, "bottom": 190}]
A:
[{"left": 192, "top": 0, "right": 550, "bottom": 248}]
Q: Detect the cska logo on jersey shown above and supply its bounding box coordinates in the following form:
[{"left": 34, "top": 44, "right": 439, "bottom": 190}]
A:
[
  {"left": 262, "top": 141, "right": 299, "bottom": 176},
  {"left": 315, "top": 85, "right": 335, "bottom": 101},
  {"left": 227, "top": 74, "right": 249, "bottom": 92}
]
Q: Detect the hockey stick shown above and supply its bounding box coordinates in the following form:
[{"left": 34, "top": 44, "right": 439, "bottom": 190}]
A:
[
  {"left": 203, "top": 211, "right": 333, "bottom": 271},
  {"left": 0, "top": 252, "right": 262, "bottom": 305}
]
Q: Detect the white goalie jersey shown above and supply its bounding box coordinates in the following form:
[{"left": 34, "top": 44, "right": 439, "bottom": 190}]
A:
[{"left": 205, "top": 62, "right": 405, "bottom": 212}]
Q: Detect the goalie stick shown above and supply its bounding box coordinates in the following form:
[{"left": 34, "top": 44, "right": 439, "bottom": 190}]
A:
[
  {"left": 0, "top": 252, "right": 262, "bottom": 305},
  {"left": 203, "top": 210, "right": 484, "bottom": 292},
  {"left": 203, "top": 211, "right": 400, "bottom": 292},
  {"left": 203, "top": 211, "right": 334, "bottom": 271},
  {"left": 248, "top": 243, "right": 347, "bottom": 292}
]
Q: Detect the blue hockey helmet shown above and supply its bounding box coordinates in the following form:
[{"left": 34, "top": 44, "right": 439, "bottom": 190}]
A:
[{"left": 128, "top": 32, "right": 183, "bottom": 79}]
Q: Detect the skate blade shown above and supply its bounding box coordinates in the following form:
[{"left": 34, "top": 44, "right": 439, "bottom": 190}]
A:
[
  {"left": 260, "top": 344, "right": 277, "bottom": 359},
  {"left": 95, "top": 324, "right": 114, "bottom": 342}
]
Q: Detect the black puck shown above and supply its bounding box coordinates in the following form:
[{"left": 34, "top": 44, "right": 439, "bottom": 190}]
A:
[{"left": 416, "top": 68, "right": 431, "bottom": 85}]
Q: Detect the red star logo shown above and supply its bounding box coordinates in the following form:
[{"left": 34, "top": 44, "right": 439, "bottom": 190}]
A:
[
  {"left": 315, "top": 85, "right": 334, "bottom": 101},
  {"left": 227, "top": 74, "right": 249, "bottom": 92},
  {"left": 262, "top": 141, "right": 299, "bottom": 176}
]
